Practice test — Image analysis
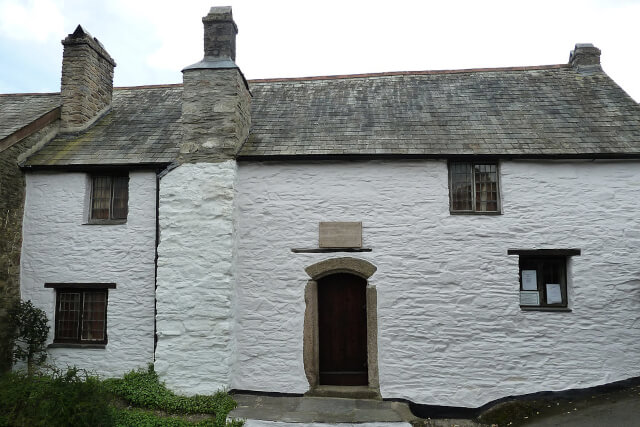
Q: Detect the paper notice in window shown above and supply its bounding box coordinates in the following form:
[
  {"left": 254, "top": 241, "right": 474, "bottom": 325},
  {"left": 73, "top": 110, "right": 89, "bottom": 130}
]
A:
[
  {"left": 546, "top": 284, "right": 563, "bottom": 304},
  {"left": 521, "top": 270, "right": 537, "bottom": 290},
  {"left": 520, "top": 291, "right": 540, "bottom": 306}
]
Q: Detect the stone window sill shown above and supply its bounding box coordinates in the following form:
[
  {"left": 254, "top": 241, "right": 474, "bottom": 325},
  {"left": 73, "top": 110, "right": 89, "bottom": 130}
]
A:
[
  {"left": 48, "top": 343, "right": 107, "bottom": 349},
  {"left": 520, "top": 307, "right": 572, "bottom": 312},
  {"left": 450, "top": 211, "right": 502, "bottom": 215},
  {"left": 84, "top": 219, "right": 127, "bottom": 225}
]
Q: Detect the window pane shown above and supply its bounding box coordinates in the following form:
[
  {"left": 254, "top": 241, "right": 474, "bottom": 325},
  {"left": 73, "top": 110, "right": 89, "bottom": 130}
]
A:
[
  {"left": 475, "top": 164, "right": 498, "bottom": 212},
  {"left": 111, "top": 176, "right": 128, "bottom": 219},
  {"left": 56, "top": 292, "right": 81, "bottom": 340},
  {"left": 91, "top": 176, "right": 111, "bottom": 219},
  {"left": 451, "top": 163, "right": 472, "bottom": 211},
  {"left": 82, "top": 291, "right": 106, "bottom": 341}
]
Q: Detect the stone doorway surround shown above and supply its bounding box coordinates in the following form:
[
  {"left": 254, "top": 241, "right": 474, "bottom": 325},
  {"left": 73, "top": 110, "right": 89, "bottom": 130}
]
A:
[{"left": 303, "top": 257, "right": 380, "bottom": 398}]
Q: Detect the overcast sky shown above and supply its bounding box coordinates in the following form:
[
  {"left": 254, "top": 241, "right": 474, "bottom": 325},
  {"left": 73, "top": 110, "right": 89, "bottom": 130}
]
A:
[{"left": 0, "top": 0, "right": 638, "bottom": 102}]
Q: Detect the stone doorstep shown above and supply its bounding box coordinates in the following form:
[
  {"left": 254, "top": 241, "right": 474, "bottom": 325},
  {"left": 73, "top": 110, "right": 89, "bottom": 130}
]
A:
[
  {"left": 228, "top": 393, "right": 485, "bottom": 426},
  {"left": 305, "top": 385, "right": 381, "bottom": 400},
  {"left": 228, "top": 394, "right": 411, "bottom": 424}
]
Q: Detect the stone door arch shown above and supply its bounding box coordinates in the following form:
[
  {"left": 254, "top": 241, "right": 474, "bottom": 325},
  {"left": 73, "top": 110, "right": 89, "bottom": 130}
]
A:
[{"left": 303, "top": 257, "right": 380, "bottom": 396}]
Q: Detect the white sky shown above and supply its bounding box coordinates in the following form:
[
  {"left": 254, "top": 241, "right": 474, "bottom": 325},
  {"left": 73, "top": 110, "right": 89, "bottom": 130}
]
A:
[{"left": 0, "top": 0, "right": 638, "bottom": 102}]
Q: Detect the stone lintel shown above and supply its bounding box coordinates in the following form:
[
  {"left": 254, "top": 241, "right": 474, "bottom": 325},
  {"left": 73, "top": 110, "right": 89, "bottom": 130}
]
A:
[{"left": 304, "top": 257, "right": 377, "bottom": 280}]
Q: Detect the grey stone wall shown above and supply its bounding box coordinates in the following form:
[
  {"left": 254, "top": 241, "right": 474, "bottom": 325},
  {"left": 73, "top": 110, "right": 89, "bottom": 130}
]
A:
[
  {"left": 60, "top": 27, "right": 116, "bottom": 131},
  {"left": 203, "top": 6, "right": 237, "bottom": 61},
  {"left": 0, "top": 121, "right": 59, "bottom": 372},
  {"left": 179, "top": 68, "right": 251, "bottom": 162}
]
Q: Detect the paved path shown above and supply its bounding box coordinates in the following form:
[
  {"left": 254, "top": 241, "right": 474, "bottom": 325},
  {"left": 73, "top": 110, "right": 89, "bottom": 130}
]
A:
[{"left": 523, "top": 394, "right": 640, "bottom": 427}]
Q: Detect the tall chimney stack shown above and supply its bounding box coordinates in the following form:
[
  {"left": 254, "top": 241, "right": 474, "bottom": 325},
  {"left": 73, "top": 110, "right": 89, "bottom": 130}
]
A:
[
  {"left": 569, "top": 43, "right": 601, "bottom": 70},
  {"left": 60, "top": 25, "right": 116, "bottom": 132},
  {"left": 179, "top": 6, "right": 251, "bottom": 162},
  {"left": 203, "top": 6, "right": 237, "bottom": 61}
]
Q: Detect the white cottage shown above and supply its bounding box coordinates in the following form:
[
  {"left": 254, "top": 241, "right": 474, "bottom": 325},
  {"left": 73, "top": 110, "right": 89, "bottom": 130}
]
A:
[{"left": 4, "top": 6, "right": 640, "bottom": 411}]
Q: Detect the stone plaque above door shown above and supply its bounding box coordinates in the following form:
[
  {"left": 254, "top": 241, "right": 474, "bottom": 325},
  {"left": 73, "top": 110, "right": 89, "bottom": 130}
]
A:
[{"left": 319, "top": 222, "right": 362, "bottom": 248}]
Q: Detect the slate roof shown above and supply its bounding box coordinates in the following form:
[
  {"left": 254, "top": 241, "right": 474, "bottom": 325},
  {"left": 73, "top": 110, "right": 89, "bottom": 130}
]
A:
[
  {"left": 17, "top": 63, "right": 640, "bottom": 167},
  {"left": 0, "top": 93, "right": 60, "bottom": 141},
  {"left": 23, "top": 85, "right": 182, "bottom": 166},
  {"left": 243, "top": 65, "right": 640, "bottom": 157}
]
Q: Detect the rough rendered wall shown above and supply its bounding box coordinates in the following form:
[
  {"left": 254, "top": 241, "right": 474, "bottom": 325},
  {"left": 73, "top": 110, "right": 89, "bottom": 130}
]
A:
[
  {"left": 233, "top": 160, "right": 640, "bottom": 407},
  {"left": 20, "top": 171, "right": 156, "bottom": 376},
  {"left": 0, "top": 121, "right": 58, "bottom": 372},
  {"left": 155, "top": 161, "right": 237, "bottom": 395}
]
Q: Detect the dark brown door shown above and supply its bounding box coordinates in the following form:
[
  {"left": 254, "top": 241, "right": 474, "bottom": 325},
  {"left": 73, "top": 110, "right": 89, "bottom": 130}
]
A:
[{"left": 318, "top": 273, "right": 368, "bottom": 386}]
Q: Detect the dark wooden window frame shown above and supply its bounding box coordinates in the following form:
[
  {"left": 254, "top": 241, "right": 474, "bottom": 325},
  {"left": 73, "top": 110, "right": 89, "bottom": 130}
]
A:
[
  {"left": 88, "top": 174, "right": 129, "bottom": 224},
  {"left": 448, "top": 161, "right": 501, "bottom": 214},
  {"left": 508, "top": 250, "right": 580, "bottom": 311},
  {"left": 46, "top": 283, "right": 115, "bottom": 345}
]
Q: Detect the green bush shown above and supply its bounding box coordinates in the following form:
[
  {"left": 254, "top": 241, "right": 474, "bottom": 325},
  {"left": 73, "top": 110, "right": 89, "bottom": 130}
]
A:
[
  {"left": 0, "top": 367, "right": 113, "bottom": 427},
  {"left": 104, "top": 365, "right": 239, "bottom": 426},
  {"left": 7, "top": 300, "right": 50, "bottom": 375},
  {"left": 0, "top": 364, "right": 241, "bottom": 427}
]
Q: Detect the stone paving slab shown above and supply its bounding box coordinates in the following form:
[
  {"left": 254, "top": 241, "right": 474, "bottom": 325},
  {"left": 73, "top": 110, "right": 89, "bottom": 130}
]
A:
[{"left": 228, "top": 394, "right": 411, "bottom": 424}]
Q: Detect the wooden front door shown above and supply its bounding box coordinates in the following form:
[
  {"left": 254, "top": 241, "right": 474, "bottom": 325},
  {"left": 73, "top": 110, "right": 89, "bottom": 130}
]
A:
[{"left": 318, "top": 273, "right": 368, "bottom": 386}]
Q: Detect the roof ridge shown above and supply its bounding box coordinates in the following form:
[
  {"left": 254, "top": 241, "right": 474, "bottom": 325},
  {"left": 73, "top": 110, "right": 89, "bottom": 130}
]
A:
[
  {"left": 114, "top": 83, "right": 183, "bottom": 90},
  {"left": 247, "top": 64, "right": 570, "bottom": 83}
]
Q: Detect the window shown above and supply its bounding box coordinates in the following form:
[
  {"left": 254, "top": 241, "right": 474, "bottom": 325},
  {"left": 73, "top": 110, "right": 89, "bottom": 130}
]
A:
[
  {"left": 519, "top": 257, "right": 567, "bottom": 308},
  {"left": 45, "top": 283, "right": 115, "bottom": 345},
  {"left": 508, "top": 249, "right": 580, "bottom": 310},
  {"left": 89, "top": 175, "right": 128, "bottom": 222},
  {"left": 449, "top": 162, "right": 499, "bottom": 213}
]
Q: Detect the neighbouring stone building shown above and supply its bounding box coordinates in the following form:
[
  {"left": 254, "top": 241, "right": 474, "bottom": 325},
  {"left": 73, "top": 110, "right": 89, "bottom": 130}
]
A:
[{"left": 2, "top": 6, "right": 640, "bottom": 410}]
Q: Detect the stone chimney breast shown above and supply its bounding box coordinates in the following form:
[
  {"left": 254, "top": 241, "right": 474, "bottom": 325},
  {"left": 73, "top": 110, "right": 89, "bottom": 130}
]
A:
[
  {"left": 179, "top": 6, "right": 251, "bottom": 163},
  {"left": 569, "top": 43, "right": 601, "bottom": 69},
  {"left": 60, "top": 25, "right": 116, "bottom": 132}
]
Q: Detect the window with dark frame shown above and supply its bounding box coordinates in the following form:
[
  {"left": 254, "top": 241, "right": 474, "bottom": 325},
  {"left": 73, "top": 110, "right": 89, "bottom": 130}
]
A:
[
  {"left": 519, "top": 257, "right": 568, "bottom": 308},
  {"left": 449, "top": 162, "right": 499, "bottom": 213},
  {"left": 90, "top": 175, "right": 128, "bottom": 222},
  {"left": 54, "top": 289, "right": 108, "bottom": 344}
]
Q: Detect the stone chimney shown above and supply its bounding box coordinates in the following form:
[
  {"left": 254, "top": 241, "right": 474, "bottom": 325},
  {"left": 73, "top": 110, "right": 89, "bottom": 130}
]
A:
[
  {"left": 60, "top": 25, "right": 116, "bottom": 132},
  {"left": 179, "top": 6, "right": 251, "bottom": 162},
  {"left": 569, "top": 43, "right": 601, "bottom": 70}
]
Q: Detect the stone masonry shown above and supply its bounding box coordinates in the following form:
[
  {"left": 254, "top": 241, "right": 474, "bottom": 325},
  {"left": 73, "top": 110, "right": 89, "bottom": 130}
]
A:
[
  {"left": 179, "top": 6, "right": 251, "bottom": 162},
  {"left": 180, "top": 68, "right": 250, "bottom": 161},
  {"left": 60, "top": 25, "right": 116, "bottom": 132}
]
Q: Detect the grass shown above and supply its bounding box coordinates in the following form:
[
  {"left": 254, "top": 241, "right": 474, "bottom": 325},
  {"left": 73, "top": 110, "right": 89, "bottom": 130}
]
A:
[{"left": 0, "top": 365, "right": 243, "bottom": 427}]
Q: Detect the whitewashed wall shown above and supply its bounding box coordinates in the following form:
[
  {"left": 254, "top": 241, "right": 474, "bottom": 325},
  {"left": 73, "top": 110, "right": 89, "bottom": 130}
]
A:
[
  {"left": 233, "top": 160, "right": 640, "bottom": 407},
  {"left": 155, "top": 161, "right": 237, "bottom": 395},
  {"left": 20, "top": 171, "right": 157, "bottom": 377}
]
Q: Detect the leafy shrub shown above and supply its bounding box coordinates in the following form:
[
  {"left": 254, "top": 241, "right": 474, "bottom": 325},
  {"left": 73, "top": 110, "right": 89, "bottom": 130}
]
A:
[
  {"left": 104, "top": 365, "right": 239, "bottom": 427},
  {"left": 7, "top": 300, "right": 49, "bottom": 374},
  {"left": 0, "top": 367, "right": 113, "bottom": 427}
]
